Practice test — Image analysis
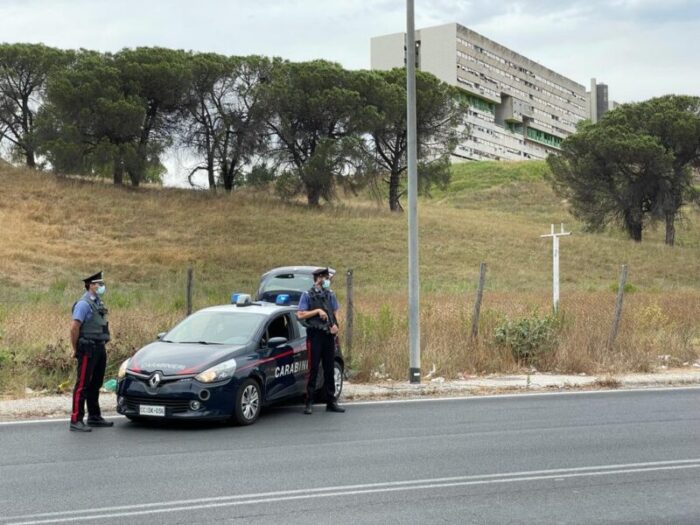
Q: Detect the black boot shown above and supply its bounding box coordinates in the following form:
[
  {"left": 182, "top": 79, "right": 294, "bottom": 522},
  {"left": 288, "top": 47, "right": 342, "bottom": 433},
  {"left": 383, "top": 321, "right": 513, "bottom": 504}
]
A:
[
  {"left": 69, "top": 421, "right": 92, "bottom": 432},
  {"left": 87, "top": 417, "right": 114, "bottom": 427},
  {"left": 326, "top": 401, "right": 345, "bottom": 413},
  {"left": 304, "top": 402, "right": 313, "bottom": 415}
]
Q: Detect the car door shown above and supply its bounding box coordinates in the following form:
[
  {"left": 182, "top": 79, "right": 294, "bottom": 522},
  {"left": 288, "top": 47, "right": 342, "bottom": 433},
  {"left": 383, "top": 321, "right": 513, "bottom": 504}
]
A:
[{"left": 259, "top": 313, "right": 295, "bottom": 402}]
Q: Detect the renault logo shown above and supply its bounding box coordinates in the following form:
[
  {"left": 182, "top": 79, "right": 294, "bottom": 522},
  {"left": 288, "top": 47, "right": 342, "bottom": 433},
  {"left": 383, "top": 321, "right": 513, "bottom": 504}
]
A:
[{"left": 149, "top": 372, "right": 162, "bottom": 388}]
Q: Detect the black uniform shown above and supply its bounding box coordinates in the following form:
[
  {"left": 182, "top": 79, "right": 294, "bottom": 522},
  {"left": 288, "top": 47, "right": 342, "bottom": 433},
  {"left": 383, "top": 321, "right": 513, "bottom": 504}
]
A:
[
  {"left": 301, "top": 286, "right": 338, "bottom": 405},
  {"left": 70, "top": 291, "right": 110, "bottom": 426}
]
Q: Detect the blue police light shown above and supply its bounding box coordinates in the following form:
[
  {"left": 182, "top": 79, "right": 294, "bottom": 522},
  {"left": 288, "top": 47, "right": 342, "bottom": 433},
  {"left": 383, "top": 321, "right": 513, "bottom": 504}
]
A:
[
  {"left": 275, "top": 294, "right": 291, "bottom": 305},
  {"left": 231, "top": 293, "right": 253, "bottom": 306}
]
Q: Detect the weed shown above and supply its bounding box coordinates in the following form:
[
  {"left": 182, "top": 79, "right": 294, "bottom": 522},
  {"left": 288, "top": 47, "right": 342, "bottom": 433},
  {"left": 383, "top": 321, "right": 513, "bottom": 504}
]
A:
[
  {"left": 594, "top": 376, "right": 622, "bottom": 389},
  {"left": 494, "top": 310, "right": 561, "bottom": 365}
]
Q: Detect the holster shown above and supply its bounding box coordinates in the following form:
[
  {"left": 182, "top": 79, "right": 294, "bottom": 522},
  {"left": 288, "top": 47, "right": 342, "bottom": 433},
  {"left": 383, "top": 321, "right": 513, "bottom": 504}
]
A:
[{"left": 76, "top": 338, "right": 96, "bottom": 358}]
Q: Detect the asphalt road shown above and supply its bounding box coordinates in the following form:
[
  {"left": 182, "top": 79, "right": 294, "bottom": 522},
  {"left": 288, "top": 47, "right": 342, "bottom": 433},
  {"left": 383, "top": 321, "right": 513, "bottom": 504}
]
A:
[{"left": 1, "top": 388, "right": 699, "bottom": 525}]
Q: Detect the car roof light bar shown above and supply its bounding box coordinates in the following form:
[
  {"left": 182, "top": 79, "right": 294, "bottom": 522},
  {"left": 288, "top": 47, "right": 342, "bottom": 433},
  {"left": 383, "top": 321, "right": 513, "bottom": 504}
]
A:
[
  {"left": 275, "top": 294, "right": 291, "bottom": 305},
  {"left": 231, "top": 293, "right": 253, "bottom": 306}
]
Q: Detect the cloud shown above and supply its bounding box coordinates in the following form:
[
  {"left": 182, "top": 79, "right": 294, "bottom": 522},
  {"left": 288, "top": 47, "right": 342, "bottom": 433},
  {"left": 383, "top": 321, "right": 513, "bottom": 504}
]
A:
[{"left": 0, "top": 0, "right": 697, "bottom": 102}]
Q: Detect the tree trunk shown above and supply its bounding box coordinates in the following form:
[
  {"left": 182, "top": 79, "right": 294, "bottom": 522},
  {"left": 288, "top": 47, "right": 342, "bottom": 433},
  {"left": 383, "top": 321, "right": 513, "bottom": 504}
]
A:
[
  {"left": 628, "top": 222, "right": 642, "bottom": 242},
  {"left": 306, "top": 186, "right": 321, "bottom": 207},
  {"left": 113, "top": 159, "right": 124, "bottom": 186},
  {"left": 223, "top": 173, "right": 233, "bottom": 193},
  {"left": 207, "top": 156, "right": 216, "bottom": 191},
  {"left": 388, "top": 169, "right": 401, "bottom": 212},
  {"left": 128, "top": 168, "right": 140, "bottom": 187},
  {"left": 623, "top": 210, "right": 643, "bottom": 242},
  {"left": 25, "top": 149, "right": 36, "bottom": 169},
  {"left": 664, "top": 212, "right": 676, "bottom": 247}
]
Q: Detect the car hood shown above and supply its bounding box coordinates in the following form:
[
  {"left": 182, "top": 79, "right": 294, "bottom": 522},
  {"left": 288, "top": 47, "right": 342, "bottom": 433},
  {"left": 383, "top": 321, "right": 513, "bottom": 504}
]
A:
[{"left": 127, "top": 341, "right": 247, "bottom": 376}]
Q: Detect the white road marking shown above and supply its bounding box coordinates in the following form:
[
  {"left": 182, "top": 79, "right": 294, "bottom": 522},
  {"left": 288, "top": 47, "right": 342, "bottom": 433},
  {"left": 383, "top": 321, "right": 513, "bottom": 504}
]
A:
[
  {"left": 0, "top": 415, "right": 123, "bottom": 426},
  {"left": 2, "top": 385, "right": 699, "bottom": 426},
  {"left": 344, "top": 385, "right": 700, "bottom": 407},
  {"left": 3, "top": 458, "right": 700, "bottom": 524}
]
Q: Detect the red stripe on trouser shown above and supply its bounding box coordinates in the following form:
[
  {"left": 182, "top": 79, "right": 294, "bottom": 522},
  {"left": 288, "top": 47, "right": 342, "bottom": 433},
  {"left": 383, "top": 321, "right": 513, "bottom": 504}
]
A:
[
  {"left": 71, "top": 355, "right": 89, "bottom": 423},
  {"left": 306, "top": 337, "right": 312, "bottom": 369}
]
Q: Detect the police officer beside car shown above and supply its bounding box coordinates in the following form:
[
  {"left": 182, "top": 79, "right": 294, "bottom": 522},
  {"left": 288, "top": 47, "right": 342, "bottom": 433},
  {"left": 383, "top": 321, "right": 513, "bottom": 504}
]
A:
[
  {"left": 69, "top": 271, "right": 113, "bottom": 432},
  {"left": 297, "top": 267, "right": 345, "bottom": 415}
]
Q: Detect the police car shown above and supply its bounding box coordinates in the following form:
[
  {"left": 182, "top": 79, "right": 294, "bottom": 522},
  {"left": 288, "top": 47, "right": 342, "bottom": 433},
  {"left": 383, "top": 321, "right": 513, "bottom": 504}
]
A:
[
  {"left": 116, "top": 294, "right": 344, "bottom": 425},
  {"left": 257, "top": 266, "right": 336, "bottom": 305}
]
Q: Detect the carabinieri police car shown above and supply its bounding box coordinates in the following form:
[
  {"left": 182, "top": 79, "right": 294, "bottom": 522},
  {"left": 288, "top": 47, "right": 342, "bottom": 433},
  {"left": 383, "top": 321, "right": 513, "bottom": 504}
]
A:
[{"left": 116, "top": 293, "right": 344, "bottom": 425}]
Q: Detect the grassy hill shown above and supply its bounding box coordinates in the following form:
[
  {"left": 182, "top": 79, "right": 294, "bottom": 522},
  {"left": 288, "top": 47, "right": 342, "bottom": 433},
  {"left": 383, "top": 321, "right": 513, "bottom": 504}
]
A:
[{"left": 0, "top": 161, "right": 698, "bottom": 393}]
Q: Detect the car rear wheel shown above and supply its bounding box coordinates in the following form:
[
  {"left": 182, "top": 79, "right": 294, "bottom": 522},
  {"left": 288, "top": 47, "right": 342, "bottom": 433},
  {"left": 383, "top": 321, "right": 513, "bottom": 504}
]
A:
[
  {"left": 316, "top": 361, "right": 344, "bottom": 401},
  {"left": 232, "top": 378, "right": 261, "bottom": 426},
  {"left": 333, "top": 361, "right": 344, "bottom": 399}
]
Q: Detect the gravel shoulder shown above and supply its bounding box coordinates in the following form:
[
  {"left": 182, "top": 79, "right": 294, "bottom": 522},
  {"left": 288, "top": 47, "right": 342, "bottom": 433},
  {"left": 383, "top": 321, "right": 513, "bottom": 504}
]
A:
[{"left": 2, "top": 368, "right": 700, "bottom": 421}]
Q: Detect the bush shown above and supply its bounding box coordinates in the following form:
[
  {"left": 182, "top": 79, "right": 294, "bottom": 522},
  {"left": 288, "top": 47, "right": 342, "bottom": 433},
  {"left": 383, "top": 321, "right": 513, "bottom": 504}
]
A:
[
  {"left": 609, "top": 282, "right": 638, "bottom": 293},
  {"left": 494, "top": 311, "right": 561, "bottom": 365}
]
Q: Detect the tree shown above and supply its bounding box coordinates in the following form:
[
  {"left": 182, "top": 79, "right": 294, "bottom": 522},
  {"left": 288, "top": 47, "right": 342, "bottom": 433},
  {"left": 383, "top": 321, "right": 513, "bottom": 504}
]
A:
[
  {"left": 264, "top": 60, "right": 369, "bottom": 207},
  {"left": 601, "top": 96, "right": 700, "bottom": 246},
  {"left": 38, "top": 48, "right": 190, "bottom": 186},
  {"left": 179, "top": 52, "right": 230, "bottom": 189},
  {"left": 180, "top": 54, "right": 274, "bottom": 192},
  {"left": 547, "top": 122, "right": 673, "bottom": 242},
  {"left": 115, "top": 47, "right": 192, "bottom": 186},
  {"left": 36, "top": 50, "right": 145, "bottom": 184},
  {"left": 359, "top": 68, "right": 468, "bottom": 211},
  {"left": 0, "top": 44, "right": 71, "bottom": 168}
]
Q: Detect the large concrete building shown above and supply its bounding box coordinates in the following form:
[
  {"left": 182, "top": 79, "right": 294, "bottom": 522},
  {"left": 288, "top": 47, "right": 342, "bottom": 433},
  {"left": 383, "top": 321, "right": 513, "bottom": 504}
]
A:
[{"left": 371, "top": 23, "right": 610, "bottom": 161}]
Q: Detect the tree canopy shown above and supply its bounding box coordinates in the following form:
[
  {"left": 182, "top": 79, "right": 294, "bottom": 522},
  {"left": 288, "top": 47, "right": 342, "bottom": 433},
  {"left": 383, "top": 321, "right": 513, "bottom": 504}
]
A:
[
  {"left": 2, "top": 43, "right": 466, "bottom": 210},
  {"left": 360, "top": 68, "right": 468, "bottom": 211},
  {"left": 548, "top": 96, "right": 700, "bottom": 245},
  {"left": 0, "top": 43, "right": 72, "bottom": 168}
]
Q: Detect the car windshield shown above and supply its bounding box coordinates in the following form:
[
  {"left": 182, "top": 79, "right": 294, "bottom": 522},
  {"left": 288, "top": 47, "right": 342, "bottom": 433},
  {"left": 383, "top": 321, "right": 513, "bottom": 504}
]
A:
[
  {"left": 163, "top": 310, "right": 265, "bottom": 345},
  {"left": 261, "top": 273, "right": 314, "bottom": 293}
]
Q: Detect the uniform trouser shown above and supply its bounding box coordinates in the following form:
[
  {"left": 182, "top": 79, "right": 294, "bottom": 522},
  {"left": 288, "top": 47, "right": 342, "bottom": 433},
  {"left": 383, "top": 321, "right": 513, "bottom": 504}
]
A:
[
  {"left": 306, "top": 330, "right": 336, "bottom": 404},
  {"left": 70, "top": 341, "right": 107, "bottom": 424}
]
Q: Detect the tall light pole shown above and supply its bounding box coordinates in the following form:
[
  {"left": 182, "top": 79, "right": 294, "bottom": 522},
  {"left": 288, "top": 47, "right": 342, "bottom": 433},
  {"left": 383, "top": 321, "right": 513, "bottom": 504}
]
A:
[{"left": 406, "top": 0, "right": 421, "bottom": 383}]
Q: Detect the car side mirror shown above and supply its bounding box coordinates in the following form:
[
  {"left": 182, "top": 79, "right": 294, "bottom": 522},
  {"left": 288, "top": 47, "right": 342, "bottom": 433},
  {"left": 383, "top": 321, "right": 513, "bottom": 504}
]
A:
[
  {"left": 157, "top": 332, "right": 166, "bottom": 340},
  {"left": 267, "top": 336, "right": 288, "bottom": 348}
]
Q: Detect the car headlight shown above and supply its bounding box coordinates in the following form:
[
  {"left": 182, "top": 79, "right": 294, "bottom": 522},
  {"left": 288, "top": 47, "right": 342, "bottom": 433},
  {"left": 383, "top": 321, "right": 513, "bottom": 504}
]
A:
[
  {"left": 195, "top": 358, "right": 237, "bottom": 383},
  {"left": 117, "top": 358, "right": 130, "bottom": 379}
]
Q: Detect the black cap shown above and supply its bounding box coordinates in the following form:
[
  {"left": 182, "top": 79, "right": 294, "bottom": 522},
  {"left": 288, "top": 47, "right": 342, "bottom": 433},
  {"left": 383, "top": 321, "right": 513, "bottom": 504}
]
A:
[
  {"left": 312, "top": 267, "right": 330, "bottom": 278},
  {"left": 82, "top": 271, "right": 104, "bottom": 285}
]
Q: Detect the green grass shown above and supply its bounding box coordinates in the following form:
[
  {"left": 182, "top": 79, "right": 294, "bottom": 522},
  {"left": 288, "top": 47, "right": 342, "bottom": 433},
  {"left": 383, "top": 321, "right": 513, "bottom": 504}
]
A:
[{"left": 436, "top": 160, "right": 551, "bottom": 194}]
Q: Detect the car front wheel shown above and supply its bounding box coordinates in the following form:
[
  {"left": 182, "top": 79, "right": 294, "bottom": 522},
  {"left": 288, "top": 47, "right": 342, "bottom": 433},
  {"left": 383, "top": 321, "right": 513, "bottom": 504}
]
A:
[{"left": 232, "top": 378, "right": 261, "bottom": 426}]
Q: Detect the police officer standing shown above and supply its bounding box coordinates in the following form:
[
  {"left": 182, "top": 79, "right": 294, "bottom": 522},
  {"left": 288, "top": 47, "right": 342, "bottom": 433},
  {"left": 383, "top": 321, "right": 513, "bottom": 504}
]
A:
[
  {"left": 69, "top": 271, "right": 113, "bottom": 432},
  {"left": 297, "top": 268, "right": 345, "bottom": 415}
]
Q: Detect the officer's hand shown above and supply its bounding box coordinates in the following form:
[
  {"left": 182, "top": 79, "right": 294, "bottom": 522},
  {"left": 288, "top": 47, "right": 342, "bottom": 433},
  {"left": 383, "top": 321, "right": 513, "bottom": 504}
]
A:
[
  {"left": 318, "top": 309, "right": 328, "bottom": 321},
  {"left": 330, "top": 324, "right": 339, "bottom": 335}
]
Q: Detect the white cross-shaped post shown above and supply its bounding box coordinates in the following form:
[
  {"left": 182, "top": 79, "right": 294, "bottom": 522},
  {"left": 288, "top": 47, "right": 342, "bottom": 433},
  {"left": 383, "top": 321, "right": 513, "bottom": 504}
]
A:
[{"left": 540, "top": 223, "right": 571, "bottom": 312}]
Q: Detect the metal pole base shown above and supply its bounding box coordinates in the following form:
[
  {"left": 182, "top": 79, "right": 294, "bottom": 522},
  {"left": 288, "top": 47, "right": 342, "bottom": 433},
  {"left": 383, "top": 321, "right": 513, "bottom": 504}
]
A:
[{"left": 409, "top": 367, "right": 421, "bottom": 384}]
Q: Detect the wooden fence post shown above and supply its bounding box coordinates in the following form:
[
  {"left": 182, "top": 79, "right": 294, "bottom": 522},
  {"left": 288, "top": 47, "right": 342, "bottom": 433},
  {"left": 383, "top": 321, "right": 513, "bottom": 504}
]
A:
[
  {"left": 471, "top": 262, "right": 487, "bottom": 340},
  {"left": 345, "top": 268, "right": 354, "bottom": 361},
  {"left": 608, "top": 264, "right": 628, "bottom": 348},
  {"left": 186, "top": 266, "right": 193, "bottom": 316}
]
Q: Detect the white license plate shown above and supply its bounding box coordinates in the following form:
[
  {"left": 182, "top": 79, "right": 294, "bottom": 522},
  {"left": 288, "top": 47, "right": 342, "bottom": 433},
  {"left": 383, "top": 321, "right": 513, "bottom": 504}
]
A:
[{"left": 139, "top": 405, "right": 165, "bottom": 417}]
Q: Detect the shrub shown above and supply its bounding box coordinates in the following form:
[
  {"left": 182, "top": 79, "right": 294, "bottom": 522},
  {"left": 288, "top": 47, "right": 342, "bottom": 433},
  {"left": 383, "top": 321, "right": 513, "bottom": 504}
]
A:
[
  {"left": 609, "top": 282, "right": 638, "bottom": 293},
  {"left": 494, "top": 311, "right": 561, "bottom": 365}
]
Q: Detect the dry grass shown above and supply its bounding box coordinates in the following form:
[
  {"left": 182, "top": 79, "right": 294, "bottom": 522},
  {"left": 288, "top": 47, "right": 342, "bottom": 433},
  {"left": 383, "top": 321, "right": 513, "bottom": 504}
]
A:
[
  {"left": 0, "top": 163, "right": 698, "bottom": 393},
  {"left": 348, "top": 291, "right": 700, "bottom": 382}
]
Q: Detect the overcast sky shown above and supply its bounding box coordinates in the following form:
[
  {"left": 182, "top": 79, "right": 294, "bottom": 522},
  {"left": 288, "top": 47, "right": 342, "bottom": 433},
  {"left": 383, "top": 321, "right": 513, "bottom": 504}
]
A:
[{"left": 1, "top": 0, "right": 698, "bottom": 104}]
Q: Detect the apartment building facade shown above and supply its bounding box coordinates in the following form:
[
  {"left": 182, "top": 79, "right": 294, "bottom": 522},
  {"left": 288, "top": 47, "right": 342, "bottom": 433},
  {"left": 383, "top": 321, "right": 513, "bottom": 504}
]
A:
[{"left": 371, "top": 23, "right": 596, "bottom": 161}]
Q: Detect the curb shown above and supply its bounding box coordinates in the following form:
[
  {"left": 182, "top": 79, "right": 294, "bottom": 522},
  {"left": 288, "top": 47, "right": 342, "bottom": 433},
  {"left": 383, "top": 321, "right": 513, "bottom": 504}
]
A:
[{"left": 2, "top": 370, "right": 699, "bottom": 421}]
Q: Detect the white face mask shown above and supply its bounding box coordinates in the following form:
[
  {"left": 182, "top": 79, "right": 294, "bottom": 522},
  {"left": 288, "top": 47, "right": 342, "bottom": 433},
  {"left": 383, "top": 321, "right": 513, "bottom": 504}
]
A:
[{"left": 96, "top": 285, "right": 106, "bottom": 296}]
